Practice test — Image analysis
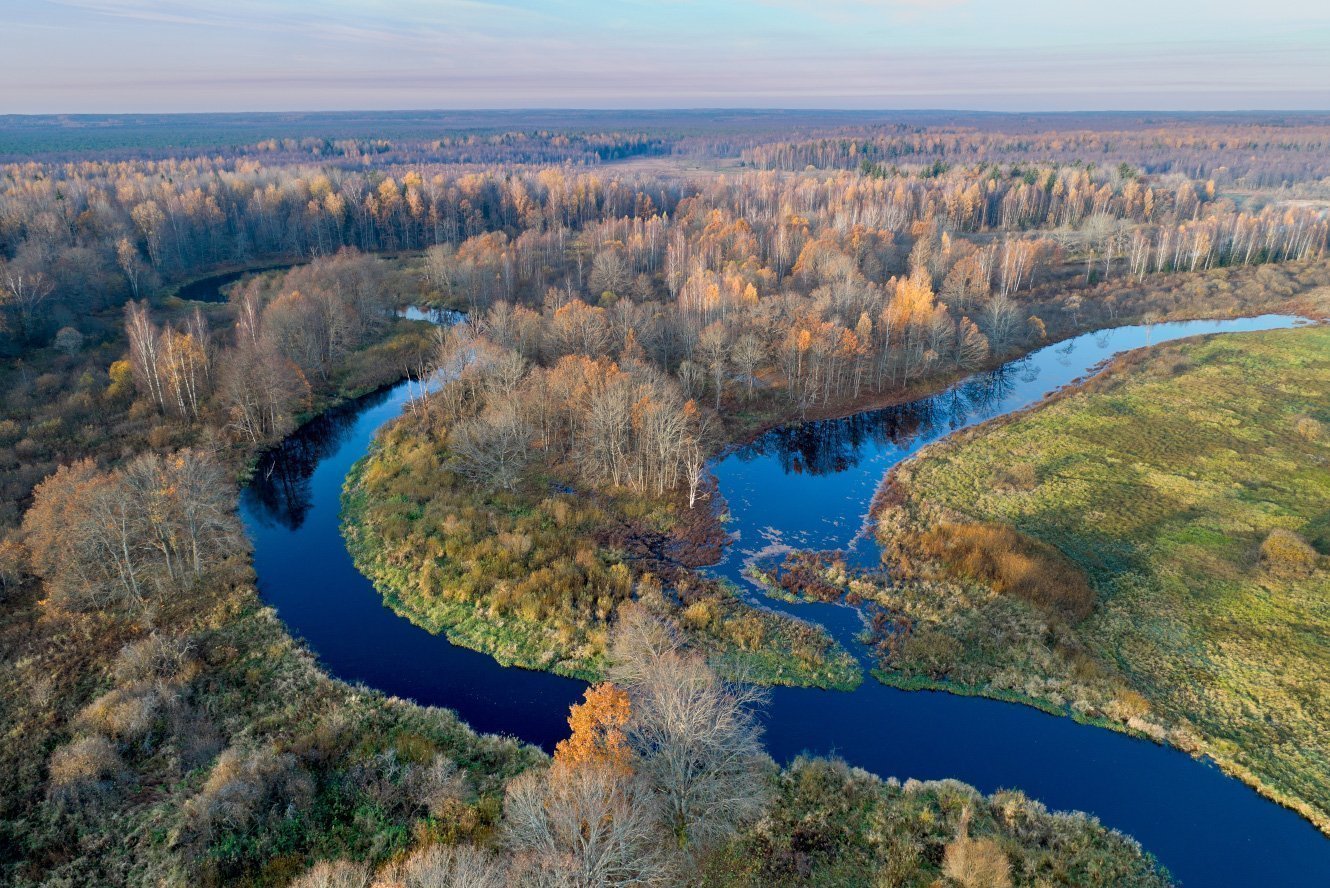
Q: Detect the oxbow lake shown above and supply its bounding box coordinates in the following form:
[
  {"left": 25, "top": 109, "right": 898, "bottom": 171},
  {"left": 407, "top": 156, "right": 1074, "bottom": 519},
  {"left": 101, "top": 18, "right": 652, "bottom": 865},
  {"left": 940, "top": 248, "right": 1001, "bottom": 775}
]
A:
[{"left": 242, "top": 312, "right": 1330, "bottom": 886}]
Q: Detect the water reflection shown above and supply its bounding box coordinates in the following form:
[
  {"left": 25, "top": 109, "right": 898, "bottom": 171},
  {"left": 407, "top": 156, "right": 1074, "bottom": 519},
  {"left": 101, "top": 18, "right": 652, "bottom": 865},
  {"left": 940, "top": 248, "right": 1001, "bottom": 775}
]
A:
[
  {"left": 734, "top": 362, "right": 1025, "bottom": 476},
  {"left": 243, "top": 387, "right": 396, "bottom": 530},
  {"left": 175, "top": 263, "right": 295, "bottom": 302}
]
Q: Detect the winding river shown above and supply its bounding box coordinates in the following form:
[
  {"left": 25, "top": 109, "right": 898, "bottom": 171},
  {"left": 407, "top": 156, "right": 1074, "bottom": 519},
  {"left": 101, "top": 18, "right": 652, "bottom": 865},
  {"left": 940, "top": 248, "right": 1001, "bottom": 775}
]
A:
[{"left": 241, "top": 311, "right": 1330, "bottom": 886}]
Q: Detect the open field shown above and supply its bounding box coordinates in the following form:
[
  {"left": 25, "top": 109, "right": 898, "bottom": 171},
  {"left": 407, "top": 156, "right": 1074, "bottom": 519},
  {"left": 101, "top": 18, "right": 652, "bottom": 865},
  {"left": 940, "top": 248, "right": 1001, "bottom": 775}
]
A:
[{"left": 875, "top": 324, "right": 1330, "bottom": 832}]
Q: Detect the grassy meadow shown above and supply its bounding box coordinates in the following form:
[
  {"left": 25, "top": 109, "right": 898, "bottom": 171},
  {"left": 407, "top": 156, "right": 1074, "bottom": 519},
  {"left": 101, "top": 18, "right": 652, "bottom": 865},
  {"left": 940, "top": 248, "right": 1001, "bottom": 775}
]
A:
[{"left": 874, "top": 325, "right": 1330, "bottom": 832}]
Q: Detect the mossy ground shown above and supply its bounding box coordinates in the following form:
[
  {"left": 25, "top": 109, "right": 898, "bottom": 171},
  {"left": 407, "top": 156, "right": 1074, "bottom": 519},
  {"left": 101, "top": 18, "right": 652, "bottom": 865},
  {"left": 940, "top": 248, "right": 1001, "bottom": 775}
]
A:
[{"left": 875, "top": 325, "right": 1330, "bottom": 832}]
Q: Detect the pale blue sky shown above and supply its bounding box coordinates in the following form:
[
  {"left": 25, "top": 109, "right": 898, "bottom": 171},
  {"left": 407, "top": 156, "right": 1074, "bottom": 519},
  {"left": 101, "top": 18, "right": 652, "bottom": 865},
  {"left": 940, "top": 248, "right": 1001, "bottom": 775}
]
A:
[{"left": 4, "top": 0, "right": 1329, "bottom": 112}]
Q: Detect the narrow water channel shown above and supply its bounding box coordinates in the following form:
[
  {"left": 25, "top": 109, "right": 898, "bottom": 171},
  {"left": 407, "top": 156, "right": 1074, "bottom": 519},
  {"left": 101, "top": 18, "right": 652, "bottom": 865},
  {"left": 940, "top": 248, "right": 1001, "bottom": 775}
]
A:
[{"left": 241, "top": 313, "right": 1330, "bottom": 886}]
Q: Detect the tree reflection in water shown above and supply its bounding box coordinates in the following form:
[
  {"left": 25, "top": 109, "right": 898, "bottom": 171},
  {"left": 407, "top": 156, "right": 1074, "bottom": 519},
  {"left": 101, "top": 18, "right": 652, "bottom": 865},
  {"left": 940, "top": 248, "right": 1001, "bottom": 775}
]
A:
[
  {"left": 243, "top": 386, "right": 396, "bottom": 530},
  {"left": 734, "top": 361, "right": 1027, "bottom": 477}
]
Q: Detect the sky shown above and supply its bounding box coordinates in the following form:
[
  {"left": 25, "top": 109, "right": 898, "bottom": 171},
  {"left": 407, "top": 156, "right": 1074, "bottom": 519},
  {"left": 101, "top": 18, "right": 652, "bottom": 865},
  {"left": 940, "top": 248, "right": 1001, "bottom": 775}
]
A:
[{"left": 3, "top": 0, "right": 1329, "bottom": 113}]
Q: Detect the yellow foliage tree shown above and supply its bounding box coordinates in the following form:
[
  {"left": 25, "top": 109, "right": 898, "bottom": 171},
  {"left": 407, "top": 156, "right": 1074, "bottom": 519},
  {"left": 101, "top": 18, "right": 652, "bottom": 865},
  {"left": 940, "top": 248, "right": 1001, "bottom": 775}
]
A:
[{"left": 553, "top": 682, "right": 634, "bottom": 776}]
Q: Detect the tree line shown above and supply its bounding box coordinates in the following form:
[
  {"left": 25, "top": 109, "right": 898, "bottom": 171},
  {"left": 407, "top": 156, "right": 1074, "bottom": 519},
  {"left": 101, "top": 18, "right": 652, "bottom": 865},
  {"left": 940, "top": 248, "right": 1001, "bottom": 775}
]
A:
[
  {"left": 6, "top": 126, "right": 1327, "bottom": 355},
  {"left": 122, "top": 249, "right": 402, "bottom": 443},
  {"left": 740, "top": 121, "right": 1330, "bottom": 184}
]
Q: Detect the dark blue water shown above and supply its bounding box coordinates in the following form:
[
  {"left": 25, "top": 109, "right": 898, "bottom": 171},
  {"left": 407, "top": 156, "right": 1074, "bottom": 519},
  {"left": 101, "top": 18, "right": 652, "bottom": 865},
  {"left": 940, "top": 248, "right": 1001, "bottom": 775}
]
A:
[
  {"left": 173, "top": 263, "right": 295, "bottom": 302},
  {"left": 242, "top": 314, "right": 1330, "bottom": 886}
]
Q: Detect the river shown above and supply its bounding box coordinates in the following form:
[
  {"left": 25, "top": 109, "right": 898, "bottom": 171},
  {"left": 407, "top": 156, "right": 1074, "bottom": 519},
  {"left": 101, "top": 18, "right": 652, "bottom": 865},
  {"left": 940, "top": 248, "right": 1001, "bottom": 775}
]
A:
[{"left": 241, "top": 313, "right": 1330, "bottom": 886}]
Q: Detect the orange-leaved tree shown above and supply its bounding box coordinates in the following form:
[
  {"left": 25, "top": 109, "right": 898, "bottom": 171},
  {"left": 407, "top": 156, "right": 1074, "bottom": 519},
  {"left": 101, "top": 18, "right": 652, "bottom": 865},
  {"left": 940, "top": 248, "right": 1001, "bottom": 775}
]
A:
[{"left": 553, "top": 682, "right": 633, "bottom": 776}]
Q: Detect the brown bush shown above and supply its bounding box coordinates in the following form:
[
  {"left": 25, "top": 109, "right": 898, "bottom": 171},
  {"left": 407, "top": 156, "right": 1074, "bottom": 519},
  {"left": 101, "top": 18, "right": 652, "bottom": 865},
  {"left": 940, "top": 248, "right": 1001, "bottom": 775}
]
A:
[
  {"left": 48, "top": 734, "right": 123, "bottom": 788},
  {"left": 0, "top": 536, "right": 24, "bottom": 590},
  {"left": 183, "top": 744, "right": 313, "bottom": 842},
  {"left": 405, "top": 754, "right": 470, "bottom": 818},
  {"left": 898, "top": 629, "right": 965, "bottom": 678},
  {"left": 1260, "top": 528, "right": 1320, "bottom": 574},
  {"left": 111, "top": 633, "right": 197, "bottom": 685},
  {"left": 996, "top": 462, "right": 1038, "bottom": 492},
  {"left": 370, "top": 844, "right": 507, "bottom": 888},
  {"left": 47, "top": 734, "right": 125, "bottom": 809},
  {"left": 76, "top": 683, "right": 163, "bottom": 741},
  {"left": 1294, "top": 415, "right": 1323, "bottom": 442},
  {"left": 290, "top": 860, "right": 370, "bottom": 888},
  {"left": 918, "top": 522, "right": 1096, "bottom": 622},
  {"left": 943, "top": 833, "right": 1013, "bottom": 888}
]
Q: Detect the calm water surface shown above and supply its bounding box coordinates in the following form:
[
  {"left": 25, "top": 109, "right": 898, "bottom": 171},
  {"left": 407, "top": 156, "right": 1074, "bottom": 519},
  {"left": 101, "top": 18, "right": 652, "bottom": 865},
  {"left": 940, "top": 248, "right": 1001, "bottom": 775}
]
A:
[
  {"left": 242, "top": 314, "right": 1329, "bottom": 886},
  {"left": 174, "top": 263, "right": 296, "bottom": 302}
]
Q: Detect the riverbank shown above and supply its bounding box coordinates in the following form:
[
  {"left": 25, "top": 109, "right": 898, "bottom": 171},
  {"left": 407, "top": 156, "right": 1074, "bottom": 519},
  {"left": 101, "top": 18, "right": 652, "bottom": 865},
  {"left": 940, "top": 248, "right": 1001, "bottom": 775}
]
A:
[{"left": 872, "top": 325, "right": 1330, "bottom": 836}]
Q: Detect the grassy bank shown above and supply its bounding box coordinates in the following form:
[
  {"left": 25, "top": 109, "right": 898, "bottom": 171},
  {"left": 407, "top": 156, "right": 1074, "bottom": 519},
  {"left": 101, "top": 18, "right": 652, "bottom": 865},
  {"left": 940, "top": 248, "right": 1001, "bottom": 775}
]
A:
[
  {"left": 706, "top": 757, "right": 1171, "bottom": 887},
  {"left": 874, "top": 325, "right": 1330, "bottom": 833}
]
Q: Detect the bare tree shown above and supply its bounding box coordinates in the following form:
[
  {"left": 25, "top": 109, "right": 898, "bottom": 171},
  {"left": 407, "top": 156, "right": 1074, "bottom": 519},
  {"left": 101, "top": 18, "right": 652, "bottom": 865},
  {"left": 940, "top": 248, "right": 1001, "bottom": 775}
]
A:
[
  {"left": 695, "top": 323, "right": 729, "bottom": 408},
  {"left": 372, "top": 843, "right": 508, "bottom": 888},
  {"left": 450, "top": 405, "right": 533, "bottom": 492},
  {"left": 731, "top": 332, "right": 766, "bottom": 395},
  {"left": 116, "top": 237, "right": 147, "bottom": 299},
  {"left": 219, "top": 345, "right": 310, "bottom": 443},
  {"left": 423, "top": 242, "right": 456, "bottom": 295},
  {"left": 125, "top": 302, "right": 167, "bottom": 410},
  {"left": 589, "top": 247, "right": 632, "bottom": 298},
  {"left": 0, "top": 262, "right": 54, "bottom": 338},
  {"left": 609, "top": 606, "right": 772, "bottom": 851},
  {"left": 23, "top": 451, "right": 243, "bottom": 610},
  {"left": 504, "top": 763, "right": 673, "bottom": 888},
  {"left": 980, "top": 294, "right": 1020, "bottom": 356}
]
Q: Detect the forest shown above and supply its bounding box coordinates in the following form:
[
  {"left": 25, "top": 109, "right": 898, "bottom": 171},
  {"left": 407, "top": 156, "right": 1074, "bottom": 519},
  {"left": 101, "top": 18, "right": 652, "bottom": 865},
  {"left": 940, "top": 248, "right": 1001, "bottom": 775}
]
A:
[{"left": 2, "top": 111, "right": 1329, "bottom": 886}]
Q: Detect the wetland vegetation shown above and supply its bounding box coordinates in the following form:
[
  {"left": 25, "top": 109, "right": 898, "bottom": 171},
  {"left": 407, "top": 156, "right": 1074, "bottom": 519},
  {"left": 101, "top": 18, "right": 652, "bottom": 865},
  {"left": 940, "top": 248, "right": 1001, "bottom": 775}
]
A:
[{"left": 875, "top": 323, "right": 1330, "bottom": 832}]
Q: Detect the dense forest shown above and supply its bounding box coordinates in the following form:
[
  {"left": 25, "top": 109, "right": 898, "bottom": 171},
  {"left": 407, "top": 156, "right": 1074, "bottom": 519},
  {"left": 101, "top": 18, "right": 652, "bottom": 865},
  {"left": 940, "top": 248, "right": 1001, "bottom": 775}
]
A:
[{"left": 3, "top": 112, "right": 1329, "bottom": 886}]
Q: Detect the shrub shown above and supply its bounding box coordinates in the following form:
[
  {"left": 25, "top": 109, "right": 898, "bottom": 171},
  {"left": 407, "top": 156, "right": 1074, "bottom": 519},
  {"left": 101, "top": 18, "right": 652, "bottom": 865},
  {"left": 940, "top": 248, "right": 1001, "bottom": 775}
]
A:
[
  {"left": 105, "top": 359, "right": 135, "bottom": 401},
  {"left": 943, "top": 834, "right": 1013, "bottom": 888},
  {"left": 49, "top": 734, "right": 122, "bottom": 786},
  {"left": 997, "top": 462, "right": 1038, "bottom": 491},
  {"left": 898, "top": 628, "right": 965, "bottom": 678},
  {"left": 47, "top": 734, "right": 124, "bottom": 808},
  {"left": 682, "top": 599, "right": 717, "bottom": 631},
  {"left": 1294, "top": 415, "right": 1323, "bottom": 442},
  {"left": 54, "top": 326, "right": 84, "bottom": 355},
  {"left": 1260, "top": 528, "right": 1320, "bottom": 573},
  {"left": 183, "top": 744, "right": 313, "bottom": 842},
  {"left": 111, "top": 633, "right": 197, "bottom": 685},
  {"left": 290, "top": 860, "right": 370, "bottom": 888},
  {"left": 371, "top": 844, "right": 507, "bottom": 888},
  {"left": 943, "top": 809, "right": 1013, "bottom": 888},
  {"left": 76, "top": 683, "right": 163, "bottom": 741},
  {"left": 405, "top": 754, "right": 470, "bottom": 818}
]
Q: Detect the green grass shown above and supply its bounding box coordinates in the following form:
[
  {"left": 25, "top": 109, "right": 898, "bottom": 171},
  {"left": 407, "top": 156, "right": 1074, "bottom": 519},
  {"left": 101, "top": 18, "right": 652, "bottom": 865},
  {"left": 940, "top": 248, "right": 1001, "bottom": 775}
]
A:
[{"left": 876, "top": 325, "right": 1330, "bottom": 833}]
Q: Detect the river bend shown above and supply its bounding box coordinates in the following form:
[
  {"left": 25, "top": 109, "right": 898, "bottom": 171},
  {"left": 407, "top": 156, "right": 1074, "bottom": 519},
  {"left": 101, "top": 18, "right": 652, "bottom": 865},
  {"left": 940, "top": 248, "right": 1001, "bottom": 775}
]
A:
[{"left": 241, "top": 313, "right": 1329, "bottom": 886}]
